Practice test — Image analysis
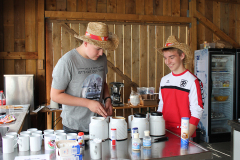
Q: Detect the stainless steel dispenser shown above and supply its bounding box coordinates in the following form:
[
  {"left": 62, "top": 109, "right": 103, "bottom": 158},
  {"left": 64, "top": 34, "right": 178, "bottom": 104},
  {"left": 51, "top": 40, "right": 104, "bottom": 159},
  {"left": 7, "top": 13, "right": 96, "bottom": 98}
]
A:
[{"left": 4, "top": 74, "right": 34, "bottom": 111}]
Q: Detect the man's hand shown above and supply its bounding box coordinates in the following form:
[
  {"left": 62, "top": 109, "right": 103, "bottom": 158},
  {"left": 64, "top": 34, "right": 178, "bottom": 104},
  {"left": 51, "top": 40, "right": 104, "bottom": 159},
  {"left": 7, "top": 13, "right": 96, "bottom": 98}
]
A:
[
  {"left": 105, "top": 98, "right": 113, "bottom": 116},
  {"left": 87, "top": 100, "right": 107, "bottom": 118}
]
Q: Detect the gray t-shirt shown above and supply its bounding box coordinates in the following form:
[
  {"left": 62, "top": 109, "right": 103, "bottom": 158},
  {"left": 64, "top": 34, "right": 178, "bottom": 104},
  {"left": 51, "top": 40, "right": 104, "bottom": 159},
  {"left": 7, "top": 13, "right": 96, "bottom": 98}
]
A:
[{"left": 52, "top": 49, "right": 108, "bottom": 131}]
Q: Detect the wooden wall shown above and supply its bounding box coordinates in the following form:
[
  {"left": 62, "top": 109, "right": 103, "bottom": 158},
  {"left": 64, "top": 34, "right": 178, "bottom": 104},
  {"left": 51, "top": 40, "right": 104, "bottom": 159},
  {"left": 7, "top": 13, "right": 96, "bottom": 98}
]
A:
[
  {"left": 0, "top": 0, "right": 41, "bottom": 106},
  {"left": 0, "top": 0, "right": 240, "bottom": 125}
]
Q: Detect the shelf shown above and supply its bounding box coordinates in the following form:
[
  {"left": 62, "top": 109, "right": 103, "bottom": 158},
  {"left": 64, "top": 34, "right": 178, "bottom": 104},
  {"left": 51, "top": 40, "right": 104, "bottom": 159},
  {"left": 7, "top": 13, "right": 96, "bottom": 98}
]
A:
[
  {"left": 212, "top": 87, "right": 230, "bottom": 89},
  {"left": 211, "top": 72, "right": 231, "bottom": 74},
  {"left": 211, "top": 101, "right": 230, "bottom": 104},
  {"left": 211, "top": 118, "right": 229, "bottom": 121}
]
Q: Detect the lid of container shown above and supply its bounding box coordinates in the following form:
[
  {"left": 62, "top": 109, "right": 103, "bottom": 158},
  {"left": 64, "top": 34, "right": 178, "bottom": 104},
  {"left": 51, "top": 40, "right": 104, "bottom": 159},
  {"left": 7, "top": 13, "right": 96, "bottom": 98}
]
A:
[
  {"left": 134, "top": 113, "right": 146, "bottom": 118},
  {"left": 144, "top": 130, "right": 150, "bottom": 136},
  {"left": 133, "top": 133, "right": 139, "bottom": 138},
  {"left": 151, "top": 112, "right": 162, "bottom": 116},
  {"left": 78, "top": 132, "right": 84, "bottom": 136}
]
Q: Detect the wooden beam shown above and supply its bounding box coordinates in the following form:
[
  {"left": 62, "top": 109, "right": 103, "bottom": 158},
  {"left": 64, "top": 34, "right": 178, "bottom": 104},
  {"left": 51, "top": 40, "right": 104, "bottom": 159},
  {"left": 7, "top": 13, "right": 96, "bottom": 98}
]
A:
[
  {"left": 61, "top": 23, "right": 78, "bottom": 35},
  {"left": 206, "top": 0, "right": 240, "bottom": 4},
  {"left": 189, "top": 0, "right": 197, "bottom": 73},
  {"left": 0, "top": 52, "right": 38, "bottom": 59},
  {"left": 195, "top": 10, "right": 240, "bottom": 48},
  {"left": 45, "top": 11, "right": 192, "bottom": 24},
  {"left": 37, "top": 0, "right": 46, "bottom": 105},
  {"left": 107, "top": 60, "right": 139, "bottom": 89}
]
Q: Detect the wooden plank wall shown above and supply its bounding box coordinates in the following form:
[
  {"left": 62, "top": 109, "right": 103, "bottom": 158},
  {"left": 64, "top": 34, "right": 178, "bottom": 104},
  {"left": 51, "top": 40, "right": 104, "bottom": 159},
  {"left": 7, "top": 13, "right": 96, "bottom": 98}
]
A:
[
  {"left": 0, "top": 0, "right": 39, "bottom": 105},
  {"left": 0, "top": 0, "right": 240, "bottom": 128}
]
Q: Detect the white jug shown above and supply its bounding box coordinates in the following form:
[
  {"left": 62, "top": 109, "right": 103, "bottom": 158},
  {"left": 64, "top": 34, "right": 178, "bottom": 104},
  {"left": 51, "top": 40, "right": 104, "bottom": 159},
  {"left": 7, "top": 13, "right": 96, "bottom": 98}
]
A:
[
  {"left": 89, "top": 116, "right": 108, "bottom": 140},
  {"left": 150, "top": 112, "right": 165, "bottom": 136},
  {"left": 130, "top": 113, "right": 149, "bottom": 138},
  {"left": 109, "top": 117, "right": 127, "bottom": 140}
]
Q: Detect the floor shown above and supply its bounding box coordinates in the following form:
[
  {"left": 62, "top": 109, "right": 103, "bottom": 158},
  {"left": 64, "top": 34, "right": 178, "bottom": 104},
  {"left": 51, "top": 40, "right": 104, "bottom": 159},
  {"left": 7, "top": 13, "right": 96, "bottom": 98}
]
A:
[{"left": 199, "top": 140, "right": 232, "bottom": 160}]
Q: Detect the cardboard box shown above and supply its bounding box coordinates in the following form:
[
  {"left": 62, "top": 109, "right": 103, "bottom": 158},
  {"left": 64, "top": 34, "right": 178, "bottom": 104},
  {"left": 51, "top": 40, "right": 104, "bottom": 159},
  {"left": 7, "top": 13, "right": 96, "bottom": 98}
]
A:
[
  {"left": 140, "top": 94, "right": 159, "bottom": 106},
  {"left": 56, "top": 140, "right": 82, "bottom": 160}
]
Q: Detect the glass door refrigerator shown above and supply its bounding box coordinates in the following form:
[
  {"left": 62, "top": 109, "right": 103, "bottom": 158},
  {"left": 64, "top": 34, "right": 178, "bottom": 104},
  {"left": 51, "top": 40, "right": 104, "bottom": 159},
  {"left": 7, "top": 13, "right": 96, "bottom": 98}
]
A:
[
  {"left": 194, "top": 48, "right": 236, "bottom": 143},
  {"left": 236, "top": 49, "right": 240, "bottom": 119}
]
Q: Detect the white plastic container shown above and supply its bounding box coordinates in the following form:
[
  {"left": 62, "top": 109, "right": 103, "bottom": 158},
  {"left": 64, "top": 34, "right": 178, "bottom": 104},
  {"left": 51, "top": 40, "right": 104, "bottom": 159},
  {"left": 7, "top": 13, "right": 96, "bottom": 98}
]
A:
[
  {"left": 131, "top": 113, "right": 149, "bottom": 138},
  {"left": 150, "top": 112, "right": 165, "bottom": 136},
  {"left": 89, "top": 116, "right": 108, "bottom": 140},
  {"left": 109, "top": 117, "right": 127, "bottom": 140}
]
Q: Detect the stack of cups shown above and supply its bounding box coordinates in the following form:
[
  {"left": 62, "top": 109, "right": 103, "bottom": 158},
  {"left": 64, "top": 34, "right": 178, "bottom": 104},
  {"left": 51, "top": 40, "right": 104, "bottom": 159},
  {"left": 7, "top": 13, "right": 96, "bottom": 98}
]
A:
[
  {"left": 43, "top": 129, "right": 55, "bottom": 150},
  {"left": 32, "top": 130, "right": 43, "bottom": 148},
  {"left": 30, "top": 134, "right": 41, "bottom": 151},
  {"left": 18, "top": 134, "right": 30, "bottom": 152},
  {"left": 5, "top": 132, "right": 18, "bottom": 149},
  {"left": 27, "top": 128, "right": 38, "bottom": 133},
  {"left": 55, "top": 130, "right": 67, "bottom": 141},
  {"left": 44, "top": 133, "right": 56, "bottom": 150},
  {"left": 2, "top": 135, "right": 17, "bottom": 153},
  {"left": 67, "top": 133, "right": 77, "bottom": 140}
]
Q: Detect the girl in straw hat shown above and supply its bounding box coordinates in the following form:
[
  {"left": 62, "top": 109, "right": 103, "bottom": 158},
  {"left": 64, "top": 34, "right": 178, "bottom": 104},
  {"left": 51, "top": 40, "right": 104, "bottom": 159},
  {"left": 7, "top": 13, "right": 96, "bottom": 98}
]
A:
[
  {"left": 157, "top": 35, "right": 204, "bottom": 138},
  {"left": 51, "top": 22, "right": 119, "bottom": 134}
]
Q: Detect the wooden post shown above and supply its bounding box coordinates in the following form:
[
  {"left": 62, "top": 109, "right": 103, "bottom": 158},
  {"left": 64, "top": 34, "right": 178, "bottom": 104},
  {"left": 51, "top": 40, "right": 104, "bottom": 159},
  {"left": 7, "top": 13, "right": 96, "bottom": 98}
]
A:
[{"left": 188, "top": 0, "right": 197, "bottom": 73}]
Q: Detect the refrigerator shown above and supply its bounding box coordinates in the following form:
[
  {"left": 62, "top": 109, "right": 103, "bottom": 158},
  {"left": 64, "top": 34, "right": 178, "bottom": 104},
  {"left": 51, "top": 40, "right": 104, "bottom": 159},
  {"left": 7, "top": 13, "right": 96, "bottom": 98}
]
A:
[
  {"left": 194, "top": 48, "right": 236, "bottom": 143},
  {"left": 236, "top": 49, "right": 240, "bottom": 119}
]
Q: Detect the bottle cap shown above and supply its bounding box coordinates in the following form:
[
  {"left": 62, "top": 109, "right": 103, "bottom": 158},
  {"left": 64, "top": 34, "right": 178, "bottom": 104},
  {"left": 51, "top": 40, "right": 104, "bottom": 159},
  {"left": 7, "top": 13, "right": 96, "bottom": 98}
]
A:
[
  {"left": 78, "top": 132, "right": 84, "bottom": 136},
  {"left": 133, "top": 133, "right": 139, "bottom": 138},
  {"left": 111, "top": 128, "right": 116, "bottom": 131},
  {"left": 144, "top": 130, "right": 150, "bottom": 136}
]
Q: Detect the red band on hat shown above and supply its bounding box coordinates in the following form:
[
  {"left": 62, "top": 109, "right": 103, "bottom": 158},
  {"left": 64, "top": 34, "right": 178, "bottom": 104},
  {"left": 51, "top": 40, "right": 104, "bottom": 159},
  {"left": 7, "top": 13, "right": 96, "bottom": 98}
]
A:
[
  {"left": 85, "top": 32, "right": 108, "bottom": 41},
  {"left": 165, "top": 43, "right": 173, "bottom": 47}
]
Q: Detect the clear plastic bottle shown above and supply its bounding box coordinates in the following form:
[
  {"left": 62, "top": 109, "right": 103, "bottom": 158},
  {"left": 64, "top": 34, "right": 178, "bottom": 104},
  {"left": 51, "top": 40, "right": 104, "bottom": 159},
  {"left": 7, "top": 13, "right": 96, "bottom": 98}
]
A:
[
  {"left": 143, "top": 130, "right": 151, "bottom": 148},
  {"left": 132, "top": 133, "right": 141, "bottom": 150},
  {"left": 0, "top": 90, "right": 6, "bottom": 106}
]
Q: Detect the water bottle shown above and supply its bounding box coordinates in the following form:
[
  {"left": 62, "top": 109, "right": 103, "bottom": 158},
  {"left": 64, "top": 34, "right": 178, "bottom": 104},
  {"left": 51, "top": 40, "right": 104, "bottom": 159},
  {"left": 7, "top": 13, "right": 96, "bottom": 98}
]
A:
[
  {"left": 0, "top": 90, "right": 6, "bottom": 106},
  {"left": 143, "top": 130, "right": 151, "bottom": 148},
  {"left": 132, "top": 133, "right": 141, "bottom": 150}
]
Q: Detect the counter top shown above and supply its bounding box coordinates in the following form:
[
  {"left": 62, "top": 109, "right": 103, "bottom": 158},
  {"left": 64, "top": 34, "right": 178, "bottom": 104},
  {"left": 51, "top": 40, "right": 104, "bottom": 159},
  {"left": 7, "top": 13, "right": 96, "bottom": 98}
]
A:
[
  {"left": 228, "top": 120, "right": 240, "bottom": 132},
  {"left": 0, "top": 130, "right": 212, "bottom": 160},
  {"left": 0, "top": 104, "right": 30, "bottom": 133}
]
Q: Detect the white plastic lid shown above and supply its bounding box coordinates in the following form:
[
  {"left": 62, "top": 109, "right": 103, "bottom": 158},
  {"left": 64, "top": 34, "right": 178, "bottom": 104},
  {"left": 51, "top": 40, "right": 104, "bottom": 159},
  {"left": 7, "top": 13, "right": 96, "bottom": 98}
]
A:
[
  {"left": 133, "top": 133, "right": 139, "bottom": 138},
  {"left": 144, "top": 130, "right": 150, "bottom": 136}
]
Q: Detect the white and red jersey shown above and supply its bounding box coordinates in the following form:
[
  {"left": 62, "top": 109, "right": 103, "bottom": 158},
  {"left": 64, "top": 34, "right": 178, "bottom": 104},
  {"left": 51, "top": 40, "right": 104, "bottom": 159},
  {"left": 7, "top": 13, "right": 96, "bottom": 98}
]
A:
[{"left": 158, "top": 69, "right": 204, "bottom": 137}]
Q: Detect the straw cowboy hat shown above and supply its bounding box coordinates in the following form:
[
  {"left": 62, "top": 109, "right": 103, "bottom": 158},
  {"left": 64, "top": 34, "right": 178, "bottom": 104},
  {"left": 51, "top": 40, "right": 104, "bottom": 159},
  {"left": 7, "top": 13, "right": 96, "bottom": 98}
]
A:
[
  {"left": 74, "top": 22, "right": 119, "bottom": 51},
  {"left": 158, "top": 35, "right": 192, "bottom": 64}
]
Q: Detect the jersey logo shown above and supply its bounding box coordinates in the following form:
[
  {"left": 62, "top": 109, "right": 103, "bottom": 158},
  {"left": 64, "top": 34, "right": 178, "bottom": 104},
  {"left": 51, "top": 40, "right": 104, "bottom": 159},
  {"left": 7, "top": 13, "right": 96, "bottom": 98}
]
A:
[
  {"left": 180, "top": 79, "right": 188, "bottom": 87},
  {"left": 166, "top": 80, "right": 170, "bottom": 83}
]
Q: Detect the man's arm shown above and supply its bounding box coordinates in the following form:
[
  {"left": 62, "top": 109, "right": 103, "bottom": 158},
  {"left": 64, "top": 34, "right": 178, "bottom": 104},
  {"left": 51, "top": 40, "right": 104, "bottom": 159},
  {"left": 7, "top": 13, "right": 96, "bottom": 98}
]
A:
[
  {"left": 103, "top": 82, "right": 112, "bottom": 116},
  {"left": 50, "top": 87, "right": 107, "bottom": 118},
  {"left": 189, "top": 124, "right": 197, "bottom": 137}
]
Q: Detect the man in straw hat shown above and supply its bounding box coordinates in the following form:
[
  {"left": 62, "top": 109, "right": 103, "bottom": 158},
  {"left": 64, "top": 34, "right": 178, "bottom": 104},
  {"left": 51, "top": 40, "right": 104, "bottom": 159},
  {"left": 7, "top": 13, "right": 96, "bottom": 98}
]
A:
[
  {"left": 157, "top": 35, "right": 204, "bottom": 138},
  {"left": 51, "top": 22, "right": 119, "bottom": 134}
]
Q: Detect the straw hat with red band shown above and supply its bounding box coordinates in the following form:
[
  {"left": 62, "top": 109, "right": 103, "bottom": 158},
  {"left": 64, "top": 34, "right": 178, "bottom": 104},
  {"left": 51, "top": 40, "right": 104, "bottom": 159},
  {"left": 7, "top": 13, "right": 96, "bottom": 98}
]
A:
[
  {"left": 158, "top": 35, "right": 192, "bottom": 64},
  {"left": 74, "top": 22, "right": 119, "bottom": 51}
]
